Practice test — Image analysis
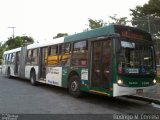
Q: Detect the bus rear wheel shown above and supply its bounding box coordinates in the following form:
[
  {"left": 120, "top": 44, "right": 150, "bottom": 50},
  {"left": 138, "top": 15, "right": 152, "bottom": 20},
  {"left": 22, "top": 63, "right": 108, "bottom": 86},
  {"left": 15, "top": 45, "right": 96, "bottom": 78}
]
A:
[
  {"left": 30, "top": 71, "right": 37, "bottom": 86},
  {"left": 69, "top": 75, "right": 82, "bottom": 97}
]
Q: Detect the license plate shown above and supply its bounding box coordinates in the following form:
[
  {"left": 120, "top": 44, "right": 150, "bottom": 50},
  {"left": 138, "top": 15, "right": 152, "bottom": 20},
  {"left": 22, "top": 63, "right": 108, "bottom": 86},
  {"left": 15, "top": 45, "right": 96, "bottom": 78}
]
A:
[
  {"left": 136, "top": 89, "right": 143, "bottom": 94},
  {"left": 129, "top": 68, "right": 139, "bottom": 73}
]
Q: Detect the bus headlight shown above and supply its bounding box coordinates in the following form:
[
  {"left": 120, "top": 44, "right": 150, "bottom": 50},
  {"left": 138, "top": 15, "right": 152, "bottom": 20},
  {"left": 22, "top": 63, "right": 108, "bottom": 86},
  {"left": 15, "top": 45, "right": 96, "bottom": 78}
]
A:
[
  {"left": 153, "top": 79, "right": 157, "bottom": 84},
  {"left": 117, "top": 79, "right": 123, "bottom": 85}
]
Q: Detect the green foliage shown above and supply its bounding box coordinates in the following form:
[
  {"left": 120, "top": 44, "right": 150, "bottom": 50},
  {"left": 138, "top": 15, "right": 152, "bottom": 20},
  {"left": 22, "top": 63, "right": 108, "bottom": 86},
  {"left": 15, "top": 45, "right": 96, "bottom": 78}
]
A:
[
  {"left": 0, "top": 42, "right": 4, "bottom": 64},
  {"left": 3, "top": 36, "right": 34, "bottom": 50},
  {"left": 130, "top": 0, "right": 160, "bottom": 65},
  {"left": 109, "top": 14, "right": 128, "bottom": 25},
  {"left": 156, "top": 76, "right": 160, "bottom": 83},
  {"left": 142, "top": 0, "right": 160, "bottom": 16},
  {"left": 0, "top": 36, "right": 34, "bottom": 64},
  {"left": 88, "top": 18, "right": 106, "bottom": 29},
  {"left": 86, "top": 16, "right": 128, "bottom": 30},
  {"left": 130, "top": 0, "right": 160, "bottom": 36},
  {"left": 53, "top": 33, "right": 68, "bottom": 39}
]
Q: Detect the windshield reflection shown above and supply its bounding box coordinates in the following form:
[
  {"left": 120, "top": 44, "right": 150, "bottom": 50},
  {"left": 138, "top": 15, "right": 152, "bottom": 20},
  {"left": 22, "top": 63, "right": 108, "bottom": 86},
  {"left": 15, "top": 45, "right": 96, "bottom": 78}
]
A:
[{"left": 118, "top": 41, "right": 154, "bottom": 75}]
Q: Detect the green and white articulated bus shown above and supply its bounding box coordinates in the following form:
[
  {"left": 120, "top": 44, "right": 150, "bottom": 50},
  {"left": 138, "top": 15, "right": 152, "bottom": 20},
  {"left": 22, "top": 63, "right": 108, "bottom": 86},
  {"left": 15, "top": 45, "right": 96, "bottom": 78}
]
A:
[{"left": 2, "top": 25, "right": 158, "bottom": 97}]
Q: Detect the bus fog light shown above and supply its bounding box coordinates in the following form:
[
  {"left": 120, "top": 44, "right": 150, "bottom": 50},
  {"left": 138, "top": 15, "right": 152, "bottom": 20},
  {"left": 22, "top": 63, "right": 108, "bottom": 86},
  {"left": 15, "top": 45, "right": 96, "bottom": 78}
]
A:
[
  {"left": 153, "top": 79, "right": 156, "bottom": 84},
  {"left": 117, "top": 79, "right": 123, "bottom": 85}
]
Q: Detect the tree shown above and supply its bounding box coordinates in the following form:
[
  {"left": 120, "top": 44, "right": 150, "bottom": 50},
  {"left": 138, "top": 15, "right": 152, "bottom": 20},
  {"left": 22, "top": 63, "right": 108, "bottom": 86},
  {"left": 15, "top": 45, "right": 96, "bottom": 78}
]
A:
[
  {"left": 86, "top": 16, "right": 128, "bottom": 30},
  {"left": 130, "top": 0, "right": 160, "bottom": 37},
  {"left": 87, "top": 18, "right": 106, "bottom": 29},
  {"left": 3, "top": 36, "right": 34, "bottom": 50},
  {"left": 53, "top": 33, "right": 68, "bottom": 39},
  {"left": 0, "top": 42, "right": 4, "bottom": 64},
  {"left": 130, "top": 0, "right": 160, "bottom": 65},
  {"left": 0, "top": 36, "right": 34, "bottom": 64},
  {"left": 142, "top": 0, "right": 160, "bottom": 16},
  {"left": 109, "top": 14, "right": 128, "bottom": 25}
]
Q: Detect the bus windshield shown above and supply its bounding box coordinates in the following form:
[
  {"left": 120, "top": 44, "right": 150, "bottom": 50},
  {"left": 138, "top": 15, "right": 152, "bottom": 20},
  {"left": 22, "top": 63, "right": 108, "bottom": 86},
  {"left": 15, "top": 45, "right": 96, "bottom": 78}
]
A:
[{"left": 117, "top": 41, "right": 155, "bottom": 75}]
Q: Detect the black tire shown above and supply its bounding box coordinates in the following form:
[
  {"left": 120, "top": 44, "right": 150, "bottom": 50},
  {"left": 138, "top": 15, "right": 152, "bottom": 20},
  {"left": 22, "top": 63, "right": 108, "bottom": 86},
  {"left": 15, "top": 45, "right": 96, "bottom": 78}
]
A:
[
  {"left": 30, "top": 71, "right": 37, "bottom": 86},
  {"left": 68, "top": 75, "right": 82, "bottom": 97}
]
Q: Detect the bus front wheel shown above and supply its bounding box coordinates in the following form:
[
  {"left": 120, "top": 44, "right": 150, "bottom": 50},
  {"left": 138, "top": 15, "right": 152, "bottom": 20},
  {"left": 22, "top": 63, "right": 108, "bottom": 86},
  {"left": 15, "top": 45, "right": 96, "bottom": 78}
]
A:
[
  {"left": 30, "top": 71, "right": 37, "bottom": 86},
  {"left": 69, "top": 75, "right": 82, "bottom": 97}
]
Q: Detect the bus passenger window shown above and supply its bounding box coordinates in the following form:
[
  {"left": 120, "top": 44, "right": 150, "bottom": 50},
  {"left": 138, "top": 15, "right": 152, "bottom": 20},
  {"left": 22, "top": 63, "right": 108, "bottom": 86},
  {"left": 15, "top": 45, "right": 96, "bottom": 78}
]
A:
[
  {"left": 9, "top": 53, "right": 13, "bottom": 64},
  {"left": 5, "top": 54, "right": 9, "bottom": 64},
  {"left": 47, "top": 45, "right": 58, "bottom": 65},
  {"left": 72, "top": 41, "right": 88, "bottom": 66},
  {"left": 11, "top": 53, "right": 15, "bottom": 63},
  {"left": 27, "top": 50, "right": 32, "bottom": 65},
  {"left": 32, "top": 49, "right": 38, "bottom": 65},
  {"left": 8, "top": 54, "right": 11, "bottom": 64},
  {"left": 59, "top": 43, "right": 71, "bottom": 66}
]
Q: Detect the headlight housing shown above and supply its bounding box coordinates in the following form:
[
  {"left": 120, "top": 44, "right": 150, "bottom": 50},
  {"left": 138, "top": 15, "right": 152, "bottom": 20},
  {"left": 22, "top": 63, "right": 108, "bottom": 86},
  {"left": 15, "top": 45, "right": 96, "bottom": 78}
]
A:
[
  {"left": 117, "top": 79, "right": 123, "bottom": 85},
  {"left": 153, "top": 79, "right": 157, "bottom": 84}
]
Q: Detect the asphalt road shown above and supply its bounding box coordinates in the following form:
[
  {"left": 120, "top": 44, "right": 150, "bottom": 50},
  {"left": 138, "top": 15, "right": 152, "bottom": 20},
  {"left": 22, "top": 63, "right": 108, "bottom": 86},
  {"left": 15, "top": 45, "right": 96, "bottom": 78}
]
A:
[{"left": 0, "top": 74, "right": 160, "bottom": 115}]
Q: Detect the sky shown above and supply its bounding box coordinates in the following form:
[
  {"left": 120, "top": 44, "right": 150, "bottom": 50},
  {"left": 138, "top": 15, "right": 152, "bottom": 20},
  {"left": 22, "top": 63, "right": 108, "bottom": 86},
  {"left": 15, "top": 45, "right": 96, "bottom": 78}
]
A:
[{"left": 0, "top": 0, "right": 149, "bottom": 43}]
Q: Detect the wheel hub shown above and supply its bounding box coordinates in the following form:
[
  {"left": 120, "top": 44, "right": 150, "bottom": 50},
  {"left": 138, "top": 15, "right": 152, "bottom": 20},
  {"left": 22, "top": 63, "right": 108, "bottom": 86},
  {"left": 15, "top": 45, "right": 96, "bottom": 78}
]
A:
[{"left": 71, "top": 81, "right": 78, "bottom": 91}]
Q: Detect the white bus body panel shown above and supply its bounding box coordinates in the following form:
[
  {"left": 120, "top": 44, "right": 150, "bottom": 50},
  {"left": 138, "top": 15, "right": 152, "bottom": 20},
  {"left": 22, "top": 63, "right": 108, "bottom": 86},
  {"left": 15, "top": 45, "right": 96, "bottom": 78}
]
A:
[
  {"left": 2, "top": 65, "right": 7, "bottom": 75},
  {"left": 9, "top": 65, "right": 16, "bottom": 76},
  {"left": 27, "top": 37, "right": 64, "bottom": 50},
  {"left": 25, "top": 65, "right": 39, "bottom": 79},
  {"left": 2, "top": 65, "right": 18, "bottom": 77},
  {"left": 46, "top": 67, "right": 62, "bottom": 87},
  {"left": 113, "top": 83, "right": 158, "bottom": 97}
]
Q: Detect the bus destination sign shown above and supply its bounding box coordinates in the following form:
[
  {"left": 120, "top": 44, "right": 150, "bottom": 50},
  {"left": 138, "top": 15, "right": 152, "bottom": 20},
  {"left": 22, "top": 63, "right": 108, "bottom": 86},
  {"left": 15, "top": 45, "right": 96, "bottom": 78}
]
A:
[{"left": 120, "top": 31, "right": 144, "bottom": 40}]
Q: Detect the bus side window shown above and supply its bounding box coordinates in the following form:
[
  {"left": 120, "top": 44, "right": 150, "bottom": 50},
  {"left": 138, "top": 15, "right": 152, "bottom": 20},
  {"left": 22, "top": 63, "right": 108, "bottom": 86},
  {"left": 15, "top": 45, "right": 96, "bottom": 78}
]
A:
[
  {"left": 5, "top": 54, "right": 9, "bottom": 64},
  {"left": 59, "top": 43, "right": 71, "bottom": 66},
  {"left": 72, "top": 41, "right": 88, "bottom": 66},
  {"left": 32, "top": 49, "right": 38, "bottom": 65},
  {"left": 27, "top": 50, "right": 32, "bottom": 65},
  {"left": 7, "top": 54, "right": 10, "bottom": 64},
  {"left": 9, "top": 53, "right": 13, "bottom": 64},
  {"left": 47, "top": 45, "right": 58, "bottom": 65},
  {"left": 11, "top": 53, "right": 15, "bottom": 63}
]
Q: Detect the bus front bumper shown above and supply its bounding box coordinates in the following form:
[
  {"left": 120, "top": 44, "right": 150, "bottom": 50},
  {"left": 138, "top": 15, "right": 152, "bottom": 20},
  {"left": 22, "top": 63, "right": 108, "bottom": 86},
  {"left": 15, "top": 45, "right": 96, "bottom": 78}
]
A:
[{"left": 113, "top": 83, "right": 158, "bottom": 97}]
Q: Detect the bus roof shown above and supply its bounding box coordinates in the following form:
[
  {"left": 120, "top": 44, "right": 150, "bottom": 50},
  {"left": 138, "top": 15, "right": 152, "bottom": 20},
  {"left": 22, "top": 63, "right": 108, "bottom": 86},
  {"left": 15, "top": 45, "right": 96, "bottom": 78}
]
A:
[
  {"left": 3, "top": 47, "right": 21, "bottom": 55},
  {"left": 64, "top": 25, "right": 115, "bottom": 42},
  {"left": 64, "top": 24, "right": 152, "bottom": 42},
  {"left": 3, "top": 37, "right": 64, "bottom": 54},
  {"left": 27, "top": 37, "right": 64, "bottom": 50}
]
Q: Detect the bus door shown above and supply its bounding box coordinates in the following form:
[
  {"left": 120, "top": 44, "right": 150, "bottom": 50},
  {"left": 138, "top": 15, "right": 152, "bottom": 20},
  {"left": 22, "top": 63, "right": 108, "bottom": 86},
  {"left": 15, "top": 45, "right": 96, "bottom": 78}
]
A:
[
  {"left": 14, "top": 52, "right": 20, "bottom": 75},
  {"left": 91, "top": 39, "right": 112, "bottom": 89},
  {"left": 39, "top": 47, "right": 48, "bottom": 79}
]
